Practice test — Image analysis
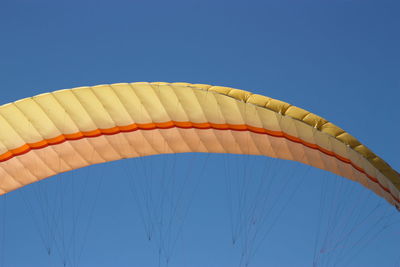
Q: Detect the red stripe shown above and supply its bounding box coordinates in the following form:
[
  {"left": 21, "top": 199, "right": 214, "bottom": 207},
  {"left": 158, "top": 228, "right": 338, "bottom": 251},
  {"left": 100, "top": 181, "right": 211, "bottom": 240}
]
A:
[{"left": 1, "top": 121, "right": 398, "bottom": 205}]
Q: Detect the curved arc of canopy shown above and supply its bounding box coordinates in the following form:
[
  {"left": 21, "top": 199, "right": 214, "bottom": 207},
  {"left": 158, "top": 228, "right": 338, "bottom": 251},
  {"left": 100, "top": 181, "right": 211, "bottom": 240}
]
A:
[{"left": 0, "top": 82, "right": 398, "bottom": 209}]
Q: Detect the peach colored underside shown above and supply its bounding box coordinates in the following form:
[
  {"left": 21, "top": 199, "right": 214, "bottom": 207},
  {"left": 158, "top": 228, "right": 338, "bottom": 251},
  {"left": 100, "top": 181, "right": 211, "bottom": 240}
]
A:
[{"left": 0, "top": 128, "right": 394, "bottom": 205}]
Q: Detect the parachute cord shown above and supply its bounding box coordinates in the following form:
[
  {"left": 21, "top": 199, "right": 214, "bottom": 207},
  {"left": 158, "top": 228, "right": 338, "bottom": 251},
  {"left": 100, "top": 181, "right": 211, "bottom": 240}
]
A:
[
  {"left": 51, "top": 175, "right": 69, "bottom": 265},
  {"left": 315, "top": 174, "right": 339, "bottom": 266},
  {"left": 225, "top": 156, "right": 272, "bottom": 265},
  {"left": 162, "top": 157, "right": 185, "bottom": 258},
  {"left": 19, "top": 190, "right": 52, "bottom": 256},
  {"left": 318, "top": 178, "right": 352, "bottom": 267},
  {"left": 153, "top": 153, "right": 169, "bottom": 262},
  {"left": 26, "top": 155, "right": 53, "bottom": 254},
  {"left": 70, "top": 171, "right": 79, "bottom": 267},
  {"left": 236, "top": 158, "right": 276, "bottom": 264},
  {"left": 333, "top": 209, "right": 396, "bottom": 267},
  {"left": 236, "top": 154, "right": 251, "bottom": 234},
  {"left": 141, "top": 153, "right": 157, "bottom": 240},
  {"left": 71, "top": 175, "right": 76, "bottom": 267},
  {"left": 122, "top": 159, "right": 152, "bottom": 240},
  {"left": 238, "top": 154, "right": 257, "bottom": 252},
  {"left": 312, "top": 171, "right": 329, "bottom": 267},
  {"left": 60, "top": 177, "right": 68, "bottom": 266},
  {"left": 136, "top": 157, "right": 154, "bottom": 240},
  {"left": 75, "top": 171, "right": 103, "bottom": 267},
  {"left": 320, "top": 177, "right": 344, "bottom": 254},
  {"left": 52, "top": 178, "right": 72, "bottom": 259},
  {"left": 326, "top": 180, "right": 364, "bottom": 259},
  {"left": 228, "top": 156, "right": 279, "bottom": 248},
  {"left": 241, "top": 157, "right": 278, "bottom": 240},
  {"left": 0, "top": 195, "right": 6, "bottom": 267},
  {"left": 63, "top": 167, "right": 96, "bottom": 267},
  {"left": 331, "top": 203, "right": 381, "bottom": 265},
  {"left": 326, "top": 183, "right": 386, "bottom": 266},
  {"left": 223, "top": 156, "right": 235, "bottom": 244},
  {"left": 246, "top": 166, "right": 310, "bottom": 266},
  {"left": 31, "top": 149, "right": 61, "bottom": 256},
  {"left": 327, "top": 186, "right": 375, "bottom": 257},
  {"left": 162, "top": 155, "right": 179, "bottom": 260},
  {"left": 160, "top": 153, "right": 190, "bottom": 262},
  {"left": 73, "top": 171, "right": 87, "bottom": 266},
  {"left": 39, "top": 180, "right": 56, "bottom": 255},
  {"left": 319, "top": 177, "right": 341, "bottom": 266},
  {"left": 250, "top": 161, "right": 304, "bottom": 245},
  {"left": 167, "top": 154, "right": 210, "bottom": 264},
  {"left": 313, "top": 173, "right": 397, "bottom": 267},
  {"left": 324, "top": 202, "right": 382, "bottom": 255}
]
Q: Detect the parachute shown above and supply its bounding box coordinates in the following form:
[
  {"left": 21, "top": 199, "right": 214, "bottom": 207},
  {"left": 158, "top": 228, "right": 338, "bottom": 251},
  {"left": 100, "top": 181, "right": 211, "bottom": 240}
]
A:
[{"left": 0, "top": 82, "right": 398, "bottom": 210}]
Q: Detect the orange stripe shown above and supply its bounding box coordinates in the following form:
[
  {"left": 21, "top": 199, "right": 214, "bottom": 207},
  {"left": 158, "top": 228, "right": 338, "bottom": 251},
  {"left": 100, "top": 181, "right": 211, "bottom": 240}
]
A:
[{"left": 0, "top": 121, "right": 398, "bottom": 205}]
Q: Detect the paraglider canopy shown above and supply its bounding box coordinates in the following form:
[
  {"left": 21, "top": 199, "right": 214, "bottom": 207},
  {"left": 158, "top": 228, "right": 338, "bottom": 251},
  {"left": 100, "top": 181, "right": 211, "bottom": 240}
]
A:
[{"left": 0, "top": 82, "right": 398, "bottom": 208}]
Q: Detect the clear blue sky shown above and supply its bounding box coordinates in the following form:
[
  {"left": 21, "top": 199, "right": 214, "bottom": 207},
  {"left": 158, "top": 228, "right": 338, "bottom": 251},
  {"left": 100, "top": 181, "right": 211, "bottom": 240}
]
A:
[{"left": 0, "top": 0, "right": 399, "bottom": 266}]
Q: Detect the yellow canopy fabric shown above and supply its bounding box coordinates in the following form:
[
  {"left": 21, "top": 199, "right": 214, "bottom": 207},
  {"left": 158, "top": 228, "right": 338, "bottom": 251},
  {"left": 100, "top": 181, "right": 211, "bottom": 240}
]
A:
[{"left": 0, "top": 82, "right": 398, "bottom": 208}]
